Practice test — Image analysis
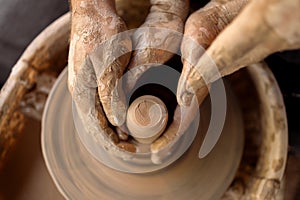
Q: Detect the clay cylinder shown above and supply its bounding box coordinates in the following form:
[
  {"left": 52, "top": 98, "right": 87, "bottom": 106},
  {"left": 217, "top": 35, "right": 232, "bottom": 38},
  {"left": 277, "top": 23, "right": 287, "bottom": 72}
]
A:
[{"left": 126, "top": 95, "right": 168, "bottom": 144}]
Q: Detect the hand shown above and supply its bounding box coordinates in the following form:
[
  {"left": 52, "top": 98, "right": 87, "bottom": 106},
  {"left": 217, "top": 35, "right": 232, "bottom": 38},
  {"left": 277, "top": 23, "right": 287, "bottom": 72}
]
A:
[
  {"left": 177, "top": 0, "right": 300, "bottom": 107},
  {"left": 177, "top": 0, "right": 248, "bottom": 107},
  {"left": 68, "top": 0, "right": 132, "bottom": 126},
  {"left": 124, "top": 0, "right": 189, "bottom": 92},
  {"left": 151, "top": 0, "right": 250, "bottom": 160}
]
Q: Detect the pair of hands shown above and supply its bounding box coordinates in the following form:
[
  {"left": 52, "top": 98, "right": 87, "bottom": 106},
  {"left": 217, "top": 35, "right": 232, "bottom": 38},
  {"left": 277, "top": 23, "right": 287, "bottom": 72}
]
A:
[
  {"left": 68, "top": 0, "right": 300, "bottom": 155},
  {"left": 69, "top": 0, "right": 189, "bottom": 126}
]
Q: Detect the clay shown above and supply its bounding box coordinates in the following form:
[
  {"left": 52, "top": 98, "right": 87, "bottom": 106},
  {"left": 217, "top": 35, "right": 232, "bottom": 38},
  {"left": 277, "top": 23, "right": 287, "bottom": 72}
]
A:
[
  {"left": 117, "top": 141, "right": 136, "bottom": 153},
  {"left": 0, "top": 13, "right": 70, "bottom": 169},
  {"left": 126, "top": 95, "right": 168, "bottom": 144}
]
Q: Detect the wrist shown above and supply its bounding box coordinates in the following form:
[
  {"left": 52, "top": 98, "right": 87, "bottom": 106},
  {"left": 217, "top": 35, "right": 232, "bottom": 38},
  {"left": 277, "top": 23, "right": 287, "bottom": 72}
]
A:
[{"left": 71, "top": 0, "right": 116, "bottom": 16}]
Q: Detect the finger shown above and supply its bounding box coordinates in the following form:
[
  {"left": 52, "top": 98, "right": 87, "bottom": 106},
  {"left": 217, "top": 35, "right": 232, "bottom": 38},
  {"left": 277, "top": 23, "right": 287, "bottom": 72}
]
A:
[
  {"left": 179, "top": 0, "right": 300, "bottom": 107},
  {"left": 177, "top": 61, "right": 209, "bottom": 107},
  {"left": 124, "top": 0, "right": 189, "bottom": 93},
  {"left": 69, "top": 42, "right": 135, "bottom": 153},
  {"left": 68, "top": 39, "right": 120, "bottom": 147},
  {"left": 201, "top": 0, "right": 300, "bottom": 79},
  {"left": 177, "top": 0, "right": 248, "bottom": 107},
  {"left": 150, "top": 97, "right": 200, "bottom": 164},
  {"left": 71, "top": 75, "right": 136, "bottom": 154},
  {"left": 90, "top": 28, "right": 132, "bottom": 126}
]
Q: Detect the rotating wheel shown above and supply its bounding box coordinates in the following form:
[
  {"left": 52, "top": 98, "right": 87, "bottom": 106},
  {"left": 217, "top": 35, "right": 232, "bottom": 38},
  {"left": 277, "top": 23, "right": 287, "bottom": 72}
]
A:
[{"left": 42, "top": 68, "right": 244, "bottom": 199}]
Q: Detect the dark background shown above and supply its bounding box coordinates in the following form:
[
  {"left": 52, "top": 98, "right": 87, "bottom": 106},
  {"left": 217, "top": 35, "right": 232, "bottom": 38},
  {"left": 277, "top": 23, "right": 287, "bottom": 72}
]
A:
[{"left": 0, "top": 0, "right": 69, "bottom": 86}]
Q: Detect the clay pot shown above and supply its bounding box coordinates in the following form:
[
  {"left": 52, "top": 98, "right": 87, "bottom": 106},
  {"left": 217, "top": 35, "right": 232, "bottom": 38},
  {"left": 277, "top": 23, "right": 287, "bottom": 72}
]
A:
[{"left": 0, "top": 4, "right": 287, "bottom": 200}]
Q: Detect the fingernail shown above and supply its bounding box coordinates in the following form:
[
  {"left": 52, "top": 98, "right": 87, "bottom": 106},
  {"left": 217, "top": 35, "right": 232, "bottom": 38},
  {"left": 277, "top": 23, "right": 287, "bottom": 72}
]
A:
[{"left": 179, "top": 92, "right": 193, "bottom": 107}]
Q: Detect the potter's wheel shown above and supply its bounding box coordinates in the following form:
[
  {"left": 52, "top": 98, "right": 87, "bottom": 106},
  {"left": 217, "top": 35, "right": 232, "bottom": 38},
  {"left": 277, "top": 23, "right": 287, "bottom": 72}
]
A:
[{"left": 42, "top": 68, "right": 244, "bottom": 199}]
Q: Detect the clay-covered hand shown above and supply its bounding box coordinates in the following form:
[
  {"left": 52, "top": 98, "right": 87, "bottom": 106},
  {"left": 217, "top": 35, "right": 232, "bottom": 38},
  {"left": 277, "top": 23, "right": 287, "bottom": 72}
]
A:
[
  {"left": 177, "top": 0, "right": 248, "bottom": 107},
  {"left": 124, "top": 0, "right": 189, "bottom": 92},
  {"left": 154, "top": 0, "right": 300, "bottom": 160},
  {"left": 177, "top": 0, "right": 300, "bottom": 107},
  {"left": 150, "top": 0, "right": 249, "bottom": 160},
  {"left": 68, "top": 0, "right": 131, "bottom": 128}
]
